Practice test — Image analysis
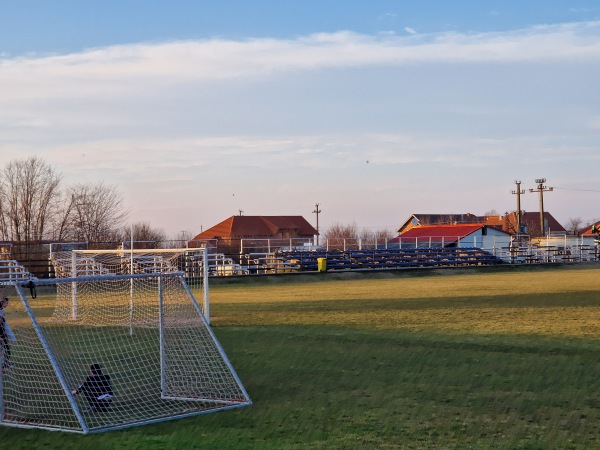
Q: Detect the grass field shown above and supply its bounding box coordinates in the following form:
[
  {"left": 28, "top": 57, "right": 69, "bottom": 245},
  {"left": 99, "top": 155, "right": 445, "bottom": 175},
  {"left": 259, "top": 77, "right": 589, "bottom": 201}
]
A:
[{"left": 1, "top": 264, "right": 600, "bottom": 449}]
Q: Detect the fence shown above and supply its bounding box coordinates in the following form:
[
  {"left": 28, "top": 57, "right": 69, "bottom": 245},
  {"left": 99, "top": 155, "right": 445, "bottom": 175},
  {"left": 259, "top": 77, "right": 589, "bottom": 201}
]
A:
[
  {"left": 233, "top": 235, "right": 513, "bottom": 251},
  {"left": 2, "top": 235, "right": 600, "bottom": 280}
]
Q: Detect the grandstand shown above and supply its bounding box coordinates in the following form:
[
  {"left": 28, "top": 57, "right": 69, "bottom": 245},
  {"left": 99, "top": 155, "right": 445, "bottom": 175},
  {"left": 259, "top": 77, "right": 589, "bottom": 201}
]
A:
[
  {"left": 0, "top": 259, "right": 34, "bottom": 282},
  {"left": 248, "top": 247, "right": 505, "bottom": 273}
]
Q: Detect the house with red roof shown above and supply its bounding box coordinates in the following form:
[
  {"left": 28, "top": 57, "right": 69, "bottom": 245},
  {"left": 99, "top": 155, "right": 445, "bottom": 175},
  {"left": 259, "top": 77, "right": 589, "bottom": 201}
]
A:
[
  {"left": 579, "top": 221, "right": 600, "bottom": 238},
  {"left": 495, "top": 211, "right": 566, "bottom": 236},
  {"left": 399, "top": 212, "right": 566, "bottom": 238},
  {"left": 391, "top": 224, "right": 511, "bottom": 249},
  {"left": 190, "top": 215, "right": 317, "bottom": 250}
]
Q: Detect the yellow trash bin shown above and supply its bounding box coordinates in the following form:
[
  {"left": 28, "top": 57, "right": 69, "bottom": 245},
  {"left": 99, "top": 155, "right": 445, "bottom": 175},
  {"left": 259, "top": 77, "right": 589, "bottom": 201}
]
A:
[{"left": 317, "top": 258, "right": 327, "bottom": 272}]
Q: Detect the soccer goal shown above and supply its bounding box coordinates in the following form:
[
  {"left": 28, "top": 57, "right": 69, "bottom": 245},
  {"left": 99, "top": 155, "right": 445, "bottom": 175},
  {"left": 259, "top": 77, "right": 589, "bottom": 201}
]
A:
[
  {"left": 0, "top": 271, "right": 251, "bottom": 434},
  {"left": 50, "top": 247, "right": 211, "bottom": 323}
]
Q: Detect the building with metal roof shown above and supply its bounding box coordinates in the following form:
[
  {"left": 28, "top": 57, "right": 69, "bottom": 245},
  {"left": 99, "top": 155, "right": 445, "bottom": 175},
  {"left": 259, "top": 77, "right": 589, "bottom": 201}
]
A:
[{"left": 392, "top": 224, "right": 511, "bottom": 249}]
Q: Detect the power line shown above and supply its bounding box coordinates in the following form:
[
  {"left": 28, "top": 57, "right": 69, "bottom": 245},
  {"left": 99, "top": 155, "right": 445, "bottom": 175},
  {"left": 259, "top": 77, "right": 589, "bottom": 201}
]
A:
[{"left": 553, "top": 187, "right": 600, "bottom": 193}]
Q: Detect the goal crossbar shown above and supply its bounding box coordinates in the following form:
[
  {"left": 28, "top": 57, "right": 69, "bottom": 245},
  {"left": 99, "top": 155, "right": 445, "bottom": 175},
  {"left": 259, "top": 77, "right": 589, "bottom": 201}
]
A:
[{"left": 50, "top": 247, "right": 211, "bottom": 323}]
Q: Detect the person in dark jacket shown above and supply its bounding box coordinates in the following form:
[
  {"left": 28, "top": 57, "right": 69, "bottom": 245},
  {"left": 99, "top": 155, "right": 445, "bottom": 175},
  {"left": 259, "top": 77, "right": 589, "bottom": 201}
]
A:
[
  {"left": 72, "top": 363, "right": 113, "bottom": 412},
  {"left": 0, "top": 296, "right": 14, "bottom": 371}
]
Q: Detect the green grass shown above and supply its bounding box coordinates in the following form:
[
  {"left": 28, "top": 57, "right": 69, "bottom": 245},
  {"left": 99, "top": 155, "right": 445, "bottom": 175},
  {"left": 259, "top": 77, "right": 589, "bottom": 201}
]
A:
[
  {"left": 2, "top": 264, "right": 600, "bottom": 448},
  {"left": 3, "top": 291, "right": 248, "bottom": 433}
]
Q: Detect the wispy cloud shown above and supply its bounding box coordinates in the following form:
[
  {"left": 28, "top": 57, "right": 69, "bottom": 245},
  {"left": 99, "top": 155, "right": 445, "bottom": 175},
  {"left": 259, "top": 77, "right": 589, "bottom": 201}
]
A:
[
  {"left": 1, "top": 22, "right": 599, "bottom": 92},
  {"left": 1, "top": 22, "right": 599, "bottom": 233},
  {"left": 1, "top": 21, "right": 598, "bottom": 134}
]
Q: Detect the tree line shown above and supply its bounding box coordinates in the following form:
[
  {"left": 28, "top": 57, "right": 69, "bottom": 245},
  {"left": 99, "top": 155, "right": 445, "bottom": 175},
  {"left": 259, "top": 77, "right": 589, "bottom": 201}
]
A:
[
  {"left": 322, "top": 222, "right": 394, "bottom": 243},
  {"left": 0, "top": 156, "right": 167, "bottom": 246},
  {"left": 0, "top": 156, "right": 394, "bottom": 254}
]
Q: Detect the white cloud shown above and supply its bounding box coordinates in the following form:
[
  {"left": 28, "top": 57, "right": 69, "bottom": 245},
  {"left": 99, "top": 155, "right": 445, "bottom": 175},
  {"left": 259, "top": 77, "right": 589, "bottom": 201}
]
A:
[
  {"left": 1, "top": 22, "right": 599, "bottom": 235},
  {"left": 1, "top": 21, "right": 598, "bottom": 139},
  {"left": 404, "top": 27, "right": 417, "bottom": 35},
  {"left": 1, "top": 21, "right": 599, "bottom": 99}
]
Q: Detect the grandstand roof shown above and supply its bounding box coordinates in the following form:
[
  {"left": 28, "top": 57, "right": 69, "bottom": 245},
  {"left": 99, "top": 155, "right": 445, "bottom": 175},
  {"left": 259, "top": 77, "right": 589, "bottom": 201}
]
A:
[{"left": 190, "top": 215, "right": 317, "bottom": 241}]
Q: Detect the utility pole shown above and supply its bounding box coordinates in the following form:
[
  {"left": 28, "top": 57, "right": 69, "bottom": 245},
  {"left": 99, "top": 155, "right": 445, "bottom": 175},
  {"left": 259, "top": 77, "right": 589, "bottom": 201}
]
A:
[
  {"left": 511, "top": 180, "right": 525, "bottom": 234},
  {"left": 529, "top": 178, "right": 553, "bottom": 236},
  {"left": 313, "top": 203, "right": 321, "bottom": 245}
]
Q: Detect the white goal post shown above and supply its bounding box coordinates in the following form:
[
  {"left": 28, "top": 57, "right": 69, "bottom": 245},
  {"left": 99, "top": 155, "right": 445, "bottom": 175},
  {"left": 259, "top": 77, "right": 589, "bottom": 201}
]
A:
[
  {"left": 50, "top": 247, "right": 211, "bottom": 323},
  {"left": 0, "top": 270, "right": 251, "bottom": 434}
]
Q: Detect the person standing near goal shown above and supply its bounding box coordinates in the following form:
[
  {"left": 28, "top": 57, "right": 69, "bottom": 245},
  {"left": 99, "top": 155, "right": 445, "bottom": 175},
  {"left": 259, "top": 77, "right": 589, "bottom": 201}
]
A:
[
  {"left": 71, "top": 363, "right": 114, "bottom": 412},
  {"left": 0, "top": 296, "right": 16, "bottom": 371}
]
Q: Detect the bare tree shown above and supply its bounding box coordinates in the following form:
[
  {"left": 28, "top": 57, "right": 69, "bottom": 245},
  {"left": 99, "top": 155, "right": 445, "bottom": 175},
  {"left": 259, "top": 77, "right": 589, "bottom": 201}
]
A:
[
  {"left": 324, "top": 222, "right": 359, "bottom": 240},
  {"left": 0, "top": 156, "right": 61, "bottom": 242},
  {"left": 322, "top": 222, "right": 357, "bottom": 250},
  {"left": 175, "top": 229, "right": 194, "bottom": 244},
  {"left": 323, "top": 222, "right": 394, "bottom": 249},
  {"left": 68, "top": 182, "right": 128, "bottom": 244},
  {"left": 565, "top": 217, "right": 583, "bottom": 235},
  {"left": 360, "top": 227, "right": 395, "bottom": 245},
  {"left": 47, "top": 194, "right": 76, "bottom": 242},
  {"left": 119, "top": 221, "right": 167, "bottom": 248}
]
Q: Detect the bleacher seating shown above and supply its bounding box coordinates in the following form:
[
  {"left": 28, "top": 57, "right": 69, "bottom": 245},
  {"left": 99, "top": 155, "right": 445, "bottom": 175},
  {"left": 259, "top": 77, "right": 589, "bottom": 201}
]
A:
[
  {"left": 129, "top": 255, "right": 178, "bottom": 274},
  {"left": 51, "top": 257, "right": 110, "bottom": 277},
  {"left": 274, "top": 247, "right": 503, "bottom": 272},
  {"left": 0, "top": 259, "right": 34, "bottom": 282}
]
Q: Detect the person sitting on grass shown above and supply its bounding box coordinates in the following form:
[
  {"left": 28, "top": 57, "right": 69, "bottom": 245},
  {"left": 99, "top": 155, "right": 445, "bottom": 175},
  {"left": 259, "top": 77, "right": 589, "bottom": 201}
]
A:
[{"left": 71, "top": 363, "right": 114, "bottom": 413}]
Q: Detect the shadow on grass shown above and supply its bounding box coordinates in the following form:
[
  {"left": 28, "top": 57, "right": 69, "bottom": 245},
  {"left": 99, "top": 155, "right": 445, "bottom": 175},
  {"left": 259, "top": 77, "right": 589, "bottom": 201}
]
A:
[
  {"left": 210, "top": 324, "right": 600, "bottom": 449},
  {"left": 1, "top": 324, "right": 598, "bottom": 449}
]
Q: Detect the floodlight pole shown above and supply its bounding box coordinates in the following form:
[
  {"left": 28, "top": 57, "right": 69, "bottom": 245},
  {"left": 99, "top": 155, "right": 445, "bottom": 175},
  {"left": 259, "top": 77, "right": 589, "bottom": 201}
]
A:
[
  {"left": 529, "top": 178, "right": 553, "bottom": 236},
  {"left": 313, "top": 203, "right": 321, "bottom": 246},
  {"left": 511, "top": 180, "right": 525, "bottom": 234}
]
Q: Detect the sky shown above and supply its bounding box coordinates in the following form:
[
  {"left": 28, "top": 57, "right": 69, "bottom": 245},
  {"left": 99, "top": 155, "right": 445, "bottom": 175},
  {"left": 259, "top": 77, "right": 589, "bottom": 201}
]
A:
[{"left": 1, "top": 1, "right": 600, "bottom": 238}]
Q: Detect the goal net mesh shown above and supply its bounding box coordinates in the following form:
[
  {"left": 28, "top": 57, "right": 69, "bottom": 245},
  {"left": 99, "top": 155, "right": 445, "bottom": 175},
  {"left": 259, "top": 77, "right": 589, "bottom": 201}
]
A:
[
  {"left": 0, "top": 273, "right": 250, "bottom": 434},
  {"left": 50, "top": 247, "right": 209, "bottom": 318}
]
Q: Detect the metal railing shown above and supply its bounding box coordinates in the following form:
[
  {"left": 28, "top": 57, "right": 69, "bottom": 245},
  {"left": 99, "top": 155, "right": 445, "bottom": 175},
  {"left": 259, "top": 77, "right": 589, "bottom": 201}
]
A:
[{"left": 2, "top": 236, "right": 600, "bottom": 280}]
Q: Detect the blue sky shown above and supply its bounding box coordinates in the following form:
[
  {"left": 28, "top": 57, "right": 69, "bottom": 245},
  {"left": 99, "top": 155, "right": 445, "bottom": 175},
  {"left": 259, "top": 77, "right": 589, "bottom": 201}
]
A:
[{"left": 1, "top": 1, "right": 600, "bottom": 237}]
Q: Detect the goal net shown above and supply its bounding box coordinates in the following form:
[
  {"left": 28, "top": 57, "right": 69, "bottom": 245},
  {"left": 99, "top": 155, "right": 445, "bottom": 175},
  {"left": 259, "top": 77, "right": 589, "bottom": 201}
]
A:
[
  {"left": 0, "top": 272, "right": 251, "bottom": 434},
  {"left": 50, "top": 247, "right": 211, "bottom": 321}
]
